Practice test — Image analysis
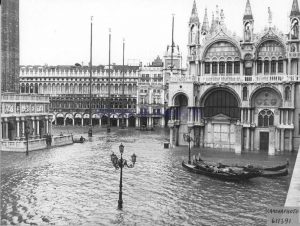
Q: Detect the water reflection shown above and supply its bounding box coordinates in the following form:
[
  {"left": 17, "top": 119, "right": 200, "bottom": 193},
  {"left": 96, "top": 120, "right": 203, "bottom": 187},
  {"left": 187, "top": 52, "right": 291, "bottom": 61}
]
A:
[{"left": 1, "top": 128, "right": 296, "bottom": 226}]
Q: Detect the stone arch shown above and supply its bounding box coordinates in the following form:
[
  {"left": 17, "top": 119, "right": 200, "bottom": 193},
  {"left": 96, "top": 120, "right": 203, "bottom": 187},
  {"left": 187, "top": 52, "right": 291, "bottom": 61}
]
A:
[
  {"left": 172, "top": 92, "right": 189, "bottom": 106},
  {"left": 250, "top": 86, "right": 283, "bottom": 108},
  {"left": 200, "top": 86, "right": 242, "bottom": 107},
  {"left": 201, "top": 88, "right": 240, "bottom": 119},
  {"left": 201, "top": 39, "right": 242, "bottom": 60},
  {"left": 255, "top": 38, "right": 286, "bottom": 59}
]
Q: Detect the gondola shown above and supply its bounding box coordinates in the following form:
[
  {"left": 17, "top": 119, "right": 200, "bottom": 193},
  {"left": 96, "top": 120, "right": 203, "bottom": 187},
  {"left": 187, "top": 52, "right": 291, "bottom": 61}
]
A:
[
  {"left": 260, "top": 168, "right": 289, "bottom": 178},
  {"left": 182, "top": 161, "right": 262, "bottom": 181},
  {"left": 197, "top": 158, "right": 289, "bottom": 172}
]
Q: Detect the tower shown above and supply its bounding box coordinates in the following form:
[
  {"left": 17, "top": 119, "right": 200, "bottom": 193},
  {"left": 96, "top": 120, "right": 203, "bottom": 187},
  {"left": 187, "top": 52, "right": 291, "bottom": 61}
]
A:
[
  {"left": 1, "top": 0, "right": 19, "bottom": 93},
  {"left": 243, "top": 0, "right": 254, "bottom": 42}
]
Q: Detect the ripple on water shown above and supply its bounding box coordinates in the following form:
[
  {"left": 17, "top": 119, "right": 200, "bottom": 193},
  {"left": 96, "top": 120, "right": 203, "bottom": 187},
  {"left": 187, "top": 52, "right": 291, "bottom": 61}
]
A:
[{"left": 1, "top": 128, "right": 296, "bottom": 226}]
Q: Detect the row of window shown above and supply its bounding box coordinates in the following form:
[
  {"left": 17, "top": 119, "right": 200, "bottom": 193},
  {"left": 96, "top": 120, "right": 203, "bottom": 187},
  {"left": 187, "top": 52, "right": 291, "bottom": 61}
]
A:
[
  {"left": 140, "top": 108, "right": 162, "bottom": 114},
  {"left": 257, "top": 60, "right": 283, "bottom": 74},
  {"left": 205, "top": 61, "right": 240, "bottom": 74}
]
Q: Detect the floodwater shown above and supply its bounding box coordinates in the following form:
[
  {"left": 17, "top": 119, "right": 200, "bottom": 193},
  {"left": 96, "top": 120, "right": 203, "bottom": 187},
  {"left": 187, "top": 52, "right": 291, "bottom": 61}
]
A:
[{"left": 1, "top": 127, "right": 296, "bottom": 226}]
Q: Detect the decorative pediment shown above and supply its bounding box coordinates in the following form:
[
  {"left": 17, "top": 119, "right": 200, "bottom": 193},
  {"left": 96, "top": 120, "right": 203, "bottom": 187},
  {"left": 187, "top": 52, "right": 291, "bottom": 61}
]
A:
[{"left": 211, "top": 113, "right": 231, "bottom": 121}]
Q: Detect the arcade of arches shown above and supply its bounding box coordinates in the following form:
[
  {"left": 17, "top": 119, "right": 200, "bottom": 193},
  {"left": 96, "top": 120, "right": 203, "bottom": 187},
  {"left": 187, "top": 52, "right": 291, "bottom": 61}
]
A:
[{"left": 169, "top": 87, "right": 294, "bottom": 154}]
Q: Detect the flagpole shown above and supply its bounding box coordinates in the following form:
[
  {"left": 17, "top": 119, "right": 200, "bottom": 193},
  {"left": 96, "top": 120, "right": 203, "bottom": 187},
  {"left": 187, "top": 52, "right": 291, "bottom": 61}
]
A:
[
  {"left": 121, "top": 38, "right": 125, "bottom": 129},
  {"left": 107, "top": 28, "right": 111, "bottom": 133},
  {"left": 88, "top": 16, "right": 93, "bottom": 137}
]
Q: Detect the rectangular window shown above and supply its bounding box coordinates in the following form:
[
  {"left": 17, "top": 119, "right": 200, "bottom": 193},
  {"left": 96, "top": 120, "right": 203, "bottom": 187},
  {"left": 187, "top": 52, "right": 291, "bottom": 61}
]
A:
[
  {"left": 205, "top": 62, "right": 210, "bottom": 74},
  {"left": 278, "top": 60, "right": 283, "bottom": 73},
  {"left": 234, "top": 61, "right": 240, "bottom": 74},
  {"left": 226, "top": 62, "right": 232, "bottom": 74},
  {"left": 212, "top": 62, "right": 217, "bottom": 74}
]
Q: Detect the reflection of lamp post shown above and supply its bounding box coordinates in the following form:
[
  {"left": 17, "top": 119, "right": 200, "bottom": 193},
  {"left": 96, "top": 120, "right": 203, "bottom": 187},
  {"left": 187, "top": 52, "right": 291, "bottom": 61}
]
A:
[
  {"left": 25, "top": 125, "right": 30, "bottom": 155},
  {"left": 110, "top": 143, "right": 137, "bottom": 209},
  {"left": 183, "top": 128, "right": 193, "bottom": 164}
]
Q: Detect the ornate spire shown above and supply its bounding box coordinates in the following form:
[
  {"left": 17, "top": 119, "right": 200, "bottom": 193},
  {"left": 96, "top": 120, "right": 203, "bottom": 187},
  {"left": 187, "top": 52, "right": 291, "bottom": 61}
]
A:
[
  {"left": 243, "top": 0, "right": 253, "bottom": 20},
  {"left": 189, "top": 0, "right": 200, "bottom": 24},
  {"left": 290, "top": 0, "right": 300, "bottom": 17},
  {"left": 268, "top": 7, "right": 272, "bottom": 27},
  {"left": 220, "top": 9, "right": 225, "bottom": 25},
  {"left": 210, "top": 12, "right": 215, "bottom": 33},
  {"left": 201, "top": 8, "right": 210, "bottom": 34}
]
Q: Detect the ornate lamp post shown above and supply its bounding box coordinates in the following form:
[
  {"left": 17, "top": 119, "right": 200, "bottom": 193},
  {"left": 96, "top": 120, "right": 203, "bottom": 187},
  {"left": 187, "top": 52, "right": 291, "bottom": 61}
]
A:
[
  {"left": 110, "top": 143, "right": 137, "bottom": 209},
  {"left": 183, "top": 128, "right": 193, "bottom": 164}
]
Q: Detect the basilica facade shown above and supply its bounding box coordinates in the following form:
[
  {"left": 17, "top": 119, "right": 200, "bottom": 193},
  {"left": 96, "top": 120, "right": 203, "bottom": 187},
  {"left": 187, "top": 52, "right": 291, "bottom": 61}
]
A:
[{"left": 168, "top": 0, "right": 300, "bottom": 154}]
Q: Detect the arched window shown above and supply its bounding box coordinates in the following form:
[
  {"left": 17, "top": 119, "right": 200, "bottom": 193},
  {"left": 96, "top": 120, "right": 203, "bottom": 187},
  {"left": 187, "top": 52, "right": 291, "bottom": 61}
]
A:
[
  {"left": 258, "top": 109, "right": 274, "bottom": 127},
  {"left": 257, "top": 60, "right": 262, "bottom": 74},
  {"left": 285, "top": 86, "right": 291, "bottom": 101},
  {"left": 226, "top": 62, "right": 232, "bottom": 74},
  {"left": 219, "top": 62, "right": 225, "bottom": 74},
  {"left": 234, "top": 61, "right": 240, "bottom": 74},
  {"left": 271, "top": 60, "right": 276, "bottom": 73},
  {"left": 242, "top": 87, "right": 248, "bottom": 101},
  {"left": 212, "top": 62, "right": 217, "bottom": 74},
  {"left": 278, "top": 60, "right": 283, "bottom": 73},
  {"left": 264, "top": 60, "right": 269, "bottom": 74},
  {"left": 205, "top": 62, "right": 210, "bottom": 74}
]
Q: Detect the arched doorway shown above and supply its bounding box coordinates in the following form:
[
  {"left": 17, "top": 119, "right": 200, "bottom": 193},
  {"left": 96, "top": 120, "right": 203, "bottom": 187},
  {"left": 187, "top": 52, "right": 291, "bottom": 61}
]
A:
[
  {"left": 128, "top": 116, "right": 136, "bottom": 127},
  {"left": 101, "top": 116, "right": 108, "bottom": 126},
  {"left": 174, "top": 93, "right": 188, "bottom": 122},
  {"left": 202, "top": 88, "right": 240, "bottom": 150},
  {"left": 74, "top": 114, "right": 82, "bottom": 126},
  {"left": 56, "top": 114, "right": 64, "bottom": 126}
]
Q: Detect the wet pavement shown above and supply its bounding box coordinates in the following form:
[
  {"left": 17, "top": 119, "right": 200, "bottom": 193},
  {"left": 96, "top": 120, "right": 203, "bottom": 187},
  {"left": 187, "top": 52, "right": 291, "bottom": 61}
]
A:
[{"left": 1, "top": 127, "right": 297, "bottom": 226}]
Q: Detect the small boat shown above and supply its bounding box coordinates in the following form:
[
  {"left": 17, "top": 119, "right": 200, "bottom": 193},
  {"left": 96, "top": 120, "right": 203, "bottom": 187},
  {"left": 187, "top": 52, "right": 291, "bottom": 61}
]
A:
[
  {"left": 260, "top": 168, "right": 288, "bottom": 178},
  {"left": 182, "top": 161, "right": 262, "bottom": 181},
  {"left": 197, "top": 158, "right": 289, "bottom": 172},
  {"left": 73, "top": 137, "right": 86, "bottom": 143}
]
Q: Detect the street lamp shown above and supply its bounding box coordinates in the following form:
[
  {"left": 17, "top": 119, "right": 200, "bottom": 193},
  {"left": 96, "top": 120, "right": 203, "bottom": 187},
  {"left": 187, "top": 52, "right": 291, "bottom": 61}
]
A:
[
  {"left": 110, "top": 143, "right": 137, "bottom": 209},
  {"left": 183, "top": 128, "right": 193, "bottom": 164},
  {"left": 25, "top": 125, "right": 30, "bottom": 155}
]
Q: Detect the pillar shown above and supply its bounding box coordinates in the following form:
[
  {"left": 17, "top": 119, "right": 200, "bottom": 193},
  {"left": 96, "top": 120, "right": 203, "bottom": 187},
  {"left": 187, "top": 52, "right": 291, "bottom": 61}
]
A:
[
  {"left": 21, "top": 118, "right": 25, "bottom": 139},
  {"left": 170, "top": 127, "right": 174, "bottom": 147},
  {"left": 245, "top": 128, "right": 250, "bottom": 150},
  {"left": 36, "top": 118, "right": 40, "bottom": 138},
  {"left": 288, "top": 58, "right": 291, "bottom": 75},
  {"left": 250, "top": 129, "right": 254, "bottom": 151},
  {"left": 31, "top": 117, "right": 36, "bottom": 137},
  {"left": 241, "top": 109, "right": 244, "bottom": 123},
  {"left": 73, "top": 118, "right": 75, "bottom": 126},
  {"left": 5, "top": 120, "right": 8, "bottom": 140},
  {"left": 117, "top": 119, "right": 119, "bottom": 127},
  {"left": 81, "top": 118, "right": 84, "bottom": 127},
  {"left": 16, "top": 117, "right": 20, "bottom": 139},
  {"left": 126, "top": 118, "right": 129, "bottom": 127},
  {"left": 280, "top": 129, "right": 285, "bottom": 151},
  {"left": 45, "top": 117, "right": 49, "bottom": 134},
  {"left": 289, "top": 129, "right": 293, "bottom": 151},
  {"left": 262, "top": 62, "right": 265, "bottom": 75},
  {"left": 99, "top": 118, "right": 102, "bottom": 127},
  {"left": 235, "top": 125, "right": 243, "bottom": 154},
  {"left": 269, "top": 127, "right": 275, "bottom": 155},
  {"left": 64, "top": 118, "right": 66, "bottom": 126},
  {"left": 175, "top": 126, "right": 179, "bottom": 146}
]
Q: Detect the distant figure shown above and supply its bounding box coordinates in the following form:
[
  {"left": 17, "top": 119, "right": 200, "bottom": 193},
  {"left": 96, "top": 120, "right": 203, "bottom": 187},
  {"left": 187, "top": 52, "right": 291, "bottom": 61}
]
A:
[
  {"left": 80, "top": 136, "right": 84, "bottom": 142},
  {"left": 60, "top": 132, "right": 63, "bottom": 136}
]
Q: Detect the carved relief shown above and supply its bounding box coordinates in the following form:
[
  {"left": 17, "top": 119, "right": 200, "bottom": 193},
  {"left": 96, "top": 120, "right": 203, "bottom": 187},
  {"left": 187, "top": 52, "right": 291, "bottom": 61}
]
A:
[{"left": 4, "top": 104, "right": 14, "bottom": 114}]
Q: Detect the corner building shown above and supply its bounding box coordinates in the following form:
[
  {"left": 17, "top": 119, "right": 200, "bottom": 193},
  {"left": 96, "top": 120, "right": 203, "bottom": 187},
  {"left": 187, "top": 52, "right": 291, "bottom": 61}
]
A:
[{"left": 168, "top": 0, "right": 300, "bottom": 154}]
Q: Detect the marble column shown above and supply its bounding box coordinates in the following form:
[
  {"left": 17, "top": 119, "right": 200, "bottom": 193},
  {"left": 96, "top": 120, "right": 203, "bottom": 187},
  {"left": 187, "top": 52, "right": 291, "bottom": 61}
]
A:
[
  {"left": 126, "top": 118, "right": 129, "bottom": 127},
  {"left": 16, "top": 117, "right": 20, "bottom": 139},
  {"left": 45, "top": 117, "right": 49, "bottom": 134},
  {"left": 280, "top": 129, "right": 285, "bottom": 151},
  {"left": 245, "top": 128, "right": 250, "bottom": 150},
  {"left": 289, "top": 129, "right": 293, "bottom": 152},
  {"left": 36, "top": 118, "right": 40, "bottom": 138},
  {"left": 21, "top": 118, "right": 25, "bottom": 139},
  {"left": 81, "top": 118, "right": 84, "bottom": 127},
  {"left": 250, "top": 129, "right": 254, "bottom": 151},
  {"left": 31, "top": 117, "right": 36, "bottom": 137},
  {"left": 170, "top": 127, "right": 174, "bottom": 147}
]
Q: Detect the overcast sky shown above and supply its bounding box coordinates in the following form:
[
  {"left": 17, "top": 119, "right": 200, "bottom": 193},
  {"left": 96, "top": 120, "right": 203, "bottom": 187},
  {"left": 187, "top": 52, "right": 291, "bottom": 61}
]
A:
[{"left": 20, "top": 0, "right": 294, "bottom": 66}]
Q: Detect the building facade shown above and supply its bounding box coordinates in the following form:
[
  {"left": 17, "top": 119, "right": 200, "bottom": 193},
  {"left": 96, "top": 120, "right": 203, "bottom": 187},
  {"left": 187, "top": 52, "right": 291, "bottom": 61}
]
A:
[
  {"left": 168, "top": 0, "right": 300, "bottom": 154},
  {"left": 19, "top": 65, "right": 139, "bottom": 128}
]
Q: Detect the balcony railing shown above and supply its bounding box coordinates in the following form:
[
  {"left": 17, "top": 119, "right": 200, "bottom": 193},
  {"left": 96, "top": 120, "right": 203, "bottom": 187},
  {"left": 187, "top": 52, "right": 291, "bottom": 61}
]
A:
[{"left": 170, "top": 74, "right": 300, "bottom": 84}]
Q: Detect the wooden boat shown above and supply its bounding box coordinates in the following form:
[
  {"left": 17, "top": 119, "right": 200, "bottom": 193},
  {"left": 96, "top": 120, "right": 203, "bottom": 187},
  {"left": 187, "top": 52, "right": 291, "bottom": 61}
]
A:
[
  {"left": 260, "top": 168, "right": 288, "bottom": 178},
  {"left": 197, "top": 158, "right": 289, "bottom": 172},
  {"left": 182, "top": 161, "right": 262, "bottom": 181},
  {"left": 73, "top": 138, "right": 86, "bottom": 143}
]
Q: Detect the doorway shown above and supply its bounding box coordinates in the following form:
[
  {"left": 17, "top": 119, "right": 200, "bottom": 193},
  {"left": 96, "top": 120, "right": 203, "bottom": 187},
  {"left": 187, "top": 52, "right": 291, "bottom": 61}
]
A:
[{"left": 260, "top": 132, "right": 269, "bottom": 151}]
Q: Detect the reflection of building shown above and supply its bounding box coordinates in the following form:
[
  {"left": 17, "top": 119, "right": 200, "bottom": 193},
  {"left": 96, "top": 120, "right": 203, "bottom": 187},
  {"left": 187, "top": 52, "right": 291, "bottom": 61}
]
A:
[
  {"left": 168, "top": 0, "right": 300, "bottom": 155},
  {"left": 19, "top": 65, "right": 139, "bottom": 127}
]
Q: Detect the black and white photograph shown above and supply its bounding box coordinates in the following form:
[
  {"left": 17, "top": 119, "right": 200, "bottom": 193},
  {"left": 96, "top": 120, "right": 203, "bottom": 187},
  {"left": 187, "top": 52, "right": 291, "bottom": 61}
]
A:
[{"left": 1, "top": 0, "right": 300, "bottom": 225}]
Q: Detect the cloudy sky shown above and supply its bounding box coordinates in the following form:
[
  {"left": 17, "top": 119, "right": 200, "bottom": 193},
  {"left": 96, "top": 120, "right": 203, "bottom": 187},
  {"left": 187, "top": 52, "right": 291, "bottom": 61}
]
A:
[{"left": 20, "top": 0, "right": 294, "bottom": 66}]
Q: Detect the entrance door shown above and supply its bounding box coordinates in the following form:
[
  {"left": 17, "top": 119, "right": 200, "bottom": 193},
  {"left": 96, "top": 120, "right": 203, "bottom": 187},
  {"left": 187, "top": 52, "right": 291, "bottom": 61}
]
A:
[{"left": 260, "top": 132, "right": 269, "bottom": 151}]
